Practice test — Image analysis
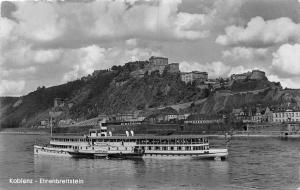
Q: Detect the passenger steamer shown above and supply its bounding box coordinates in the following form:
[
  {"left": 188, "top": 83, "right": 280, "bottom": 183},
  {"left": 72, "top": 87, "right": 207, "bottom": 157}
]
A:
[{"left": 34, "top": 126, "right": 228, "bottom": 160}]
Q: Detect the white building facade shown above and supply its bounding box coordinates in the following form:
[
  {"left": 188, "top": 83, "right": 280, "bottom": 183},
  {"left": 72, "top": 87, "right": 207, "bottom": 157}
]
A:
[
  {"left": 272, "top": 109, "right": 300, "bottom": 123},
  {"left": 181, "top": 71, "right": 208, "bottom": 84}
]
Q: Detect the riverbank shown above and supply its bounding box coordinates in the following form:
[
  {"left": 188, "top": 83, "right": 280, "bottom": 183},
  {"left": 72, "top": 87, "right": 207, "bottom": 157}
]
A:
[
  {"left": 0, "top": 131, "right": 48, "bottom": 135},
  {"left": 0, "top": 128, "right": 49, "bottom": 135},
  {"left": 1, "top": 127, "right": 299, "bottom": 138},
  {"left": 1, "top": 131, "right": 299, "bottom": 139}
]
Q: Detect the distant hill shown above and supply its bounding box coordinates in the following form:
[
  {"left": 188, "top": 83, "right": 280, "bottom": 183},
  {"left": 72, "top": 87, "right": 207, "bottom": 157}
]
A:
[{"left": 1, "top": 61, "right": 300, "bottom": 129}]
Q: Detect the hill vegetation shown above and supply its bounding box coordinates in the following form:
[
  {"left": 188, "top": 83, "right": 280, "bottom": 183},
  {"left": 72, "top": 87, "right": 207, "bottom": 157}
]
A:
[
  {"left": 0, "top": 62, "right": 207, "bottom": 128},
  {"left": 1, "top": 61, "right": 299, "bottom": 129}
]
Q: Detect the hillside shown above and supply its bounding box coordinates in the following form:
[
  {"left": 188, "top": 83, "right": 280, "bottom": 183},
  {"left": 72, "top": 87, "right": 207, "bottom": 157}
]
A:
[
  {"left": 0, "top": 63, "right": 208, "bottom": 128},
  {"left": 190, "top": 86, "right": 300, "bottom": 115},
  {"left": 1, "top": 61, "right": 300, "bottom": 129}
]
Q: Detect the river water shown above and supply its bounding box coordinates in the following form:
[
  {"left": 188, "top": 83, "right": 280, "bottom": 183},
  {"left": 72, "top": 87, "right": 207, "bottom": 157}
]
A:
[{"left": 0, "top": 134, "right": 300, "bottom": 190}]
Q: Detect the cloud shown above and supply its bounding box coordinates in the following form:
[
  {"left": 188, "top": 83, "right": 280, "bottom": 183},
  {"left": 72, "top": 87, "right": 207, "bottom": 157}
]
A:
[
  {"left": 216, "top": 16, "right": 300, "bottom": 47},
  {"left": 0, "top": 17, "right": 15, "bottom": 38},
  {"left": 268, "top": 74, "right": 300, "bottom": 89},
  {"left": 228, "top": 65, "right": 251, "bottom": 76},
  {"left": 0, "top": 66, "right": 36, "bottom": 78},
  {"left": 125, "top": 38, "right": 138, "bottom": 47},
  {"left": 222, "top": 47, "right": 268, "bottom": 60},
  {"left": 8, "top": 0, "right": 211, "bottom": 46},
  {"left": 62, "top": 44, "right": 158, "bottom": 82},
  {"left": 12, "top": 2, "right": 66, "bottom": 42},
  {"left": 62, "top": 45, "right": 105, "bottom": 82},
  {"left": 0, "top": 80, "right": 26, "bottom": 96},
  {"left": 272, "top": 43, "right": 300, "bottom": 76},
  {"left": 180, "top": 61, "right": 231, "bottom": 78},
  {"left": 33, "top": 49, "right": 62, "bottom": 63},
  {"left": 1, "top": 40, "right": 61, "bottom": 67},
  {"left": 1, "top": 0, "right": 300, "bottom": 96},
  {"left": 174, "top": 12, "right": 210, "bottom": 39},
  {"left": 90, "top": 0, "right": 211, "bottom": 41}
]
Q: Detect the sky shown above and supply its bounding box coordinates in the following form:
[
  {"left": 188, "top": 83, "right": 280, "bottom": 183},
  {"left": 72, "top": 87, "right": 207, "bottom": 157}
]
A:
[{"left": 0, "top": 0, "right": 300, "bottom": 96}]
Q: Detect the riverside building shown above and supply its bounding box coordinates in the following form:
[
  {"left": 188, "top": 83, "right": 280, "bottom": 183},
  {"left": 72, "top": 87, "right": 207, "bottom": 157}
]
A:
[
  {"left": 181, "top": 71, "right": 208, "bottom": 84},
  {"left": 272, "top": 109, "right": 300, "bottom": 123}
]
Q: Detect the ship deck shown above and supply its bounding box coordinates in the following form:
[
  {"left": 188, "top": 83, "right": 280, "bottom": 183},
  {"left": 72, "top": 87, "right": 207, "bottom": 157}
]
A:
[{"left": 52, "top": 134, "right": 212, "bottom": 140}]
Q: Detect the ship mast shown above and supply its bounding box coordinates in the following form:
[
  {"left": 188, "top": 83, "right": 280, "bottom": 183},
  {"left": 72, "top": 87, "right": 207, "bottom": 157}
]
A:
[{"left": 50, "top": 115, "right": 53, "bottom": 137}]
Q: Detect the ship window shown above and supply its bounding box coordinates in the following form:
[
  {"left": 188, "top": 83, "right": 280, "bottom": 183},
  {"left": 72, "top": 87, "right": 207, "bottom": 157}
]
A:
[
  {"left": 186, "top": 139, "right": 191, "bottom": 144},
  {"left": 155, "top": 146, "right": 160, "bottom": 150},
  {"left": 163, "top": 147, "right": 167, "bottom": 151},
  {"left": 193, "top": 146, "right": 197, "bottom": 150},
  {"left": 178, "top": 146, "right": 182, "bottom": 151},
  {"left": 170, "top": 147, "right": 174, "bottom": 151},
  {"left": 185, "top": 146, "right": 190, "bottom": 151},
  {"left": 148, "top": 147, "right": 152, "bottom": 150}
]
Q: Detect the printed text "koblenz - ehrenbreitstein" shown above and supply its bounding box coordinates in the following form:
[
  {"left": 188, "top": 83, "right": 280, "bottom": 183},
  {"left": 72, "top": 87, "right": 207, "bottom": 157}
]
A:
[{"left": 9, "top": 178, "right": 84, "bottom": 184}]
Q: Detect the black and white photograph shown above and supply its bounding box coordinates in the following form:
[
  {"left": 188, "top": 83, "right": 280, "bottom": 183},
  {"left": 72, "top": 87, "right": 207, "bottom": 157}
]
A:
[{"left": 1, "top": 0, "right": 300, "bottom": 189}]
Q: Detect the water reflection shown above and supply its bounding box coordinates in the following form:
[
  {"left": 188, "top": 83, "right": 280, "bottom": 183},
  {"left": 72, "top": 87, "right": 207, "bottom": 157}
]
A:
[
  {"left": 33, "top": 155, "right": 231, "bottom": 189},
  {"left": 2, "top": 134, "right": 300, "bottom": 190}
]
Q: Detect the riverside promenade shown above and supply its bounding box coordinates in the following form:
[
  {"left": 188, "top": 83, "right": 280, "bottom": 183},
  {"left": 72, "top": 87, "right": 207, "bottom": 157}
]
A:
[
  {"left": 1, "top": 127, "right": 300, "bottom": 138},
  {"left": 0, "top": 128, "right": 49, "bottom": 135},
  {"left": 207, "top": 131, "right": 300, "bottom": 138}
]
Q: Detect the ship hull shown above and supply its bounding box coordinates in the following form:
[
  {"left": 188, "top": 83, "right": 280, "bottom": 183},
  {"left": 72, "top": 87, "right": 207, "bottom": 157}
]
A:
[
  {"left": 34, "top": 145, "right": 72, "bottom": 157},
  {"left": 142, "top": 148, "right": 228, "bottom": 160}
]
